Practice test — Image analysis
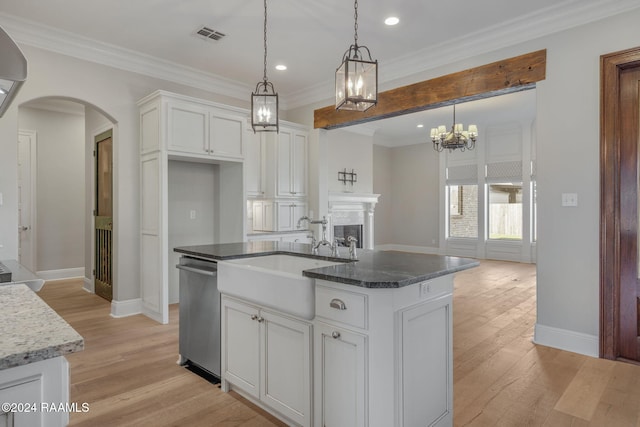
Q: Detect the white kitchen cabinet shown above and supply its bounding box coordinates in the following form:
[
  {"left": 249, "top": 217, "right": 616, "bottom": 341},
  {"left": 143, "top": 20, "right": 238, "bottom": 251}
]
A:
[
  {"left": 221, "top": 296, "right": 261, "bottom": 399},
  {"left": 276, "top": 129, "right": 307, "bottom": 198},
  {"left": 245, "top": 131, "right": 266, "bottom": 198},
  {"left": 221, "top": 296, "right": 312, "bottom": 427},
  {"left": 209, "top": 111, "right": 244, "bottom": 159},
  {"left": 398, "top": 294, "right": 453, "bottom": 426},
  {"left": 252, "top": 200, "right": 274, "bottom": 232},
  {"left": 315, "top": 321, "right": 367, "bottom": 427},
  {"left": 138, "top": 90, "right": 246, "bottom": 323},
  {"left": 145, "top": 91, "right": 245, "bottom": 161},
  {"left": 314, "top": 275, "right": 454, "bottom": 427},
  {"left": 167, "top": 101, "right": 209, "bottom": 155},
  {"left": 276, "top": 201, "right": 307, "bottom": 232},
  {"left": 0, "top": 357, "right": 71, "bottom": 427}
]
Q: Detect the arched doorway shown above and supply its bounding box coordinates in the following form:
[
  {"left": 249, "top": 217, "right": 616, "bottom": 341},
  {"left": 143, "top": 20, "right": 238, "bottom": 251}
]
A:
[{"left": 18, "top": 96, "right": 116, "bottom": 301}]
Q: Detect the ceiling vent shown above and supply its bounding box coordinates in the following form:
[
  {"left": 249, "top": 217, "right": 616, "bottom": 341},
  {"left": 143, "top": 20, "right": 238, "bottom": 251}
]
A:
[{"left": 195, "top": 26, "right": 226, "bottom": 41}]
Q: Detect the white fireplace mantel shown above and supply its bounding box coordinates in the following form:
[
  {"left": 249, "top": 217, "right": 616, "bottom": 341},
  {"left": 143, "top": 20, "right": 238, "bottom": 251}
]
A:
[{"left": 327, "top": 192, "right": 380, "bottom": 250}]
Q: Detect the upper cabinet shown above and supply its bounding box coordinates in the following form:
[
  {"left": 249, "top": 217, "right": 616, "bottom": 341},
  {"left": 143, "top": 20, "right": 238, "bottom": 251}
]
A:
[
  {"left": 276, "top": 128, "right": 307, "bottom": 198},
  {"left": 245, "top": 123, "right": 309, "bottom": 200},
  {"left": 140, "top": 90, "right": 245, "bottom": 162},
  {"left": 245, "top": 130, "right": 266, "bottom": 198}
]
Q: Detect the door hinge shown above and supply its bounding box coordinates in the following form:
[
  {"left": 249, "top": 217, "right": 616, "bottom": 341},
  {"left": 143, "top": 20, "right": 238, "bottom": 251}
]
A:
[
  {"left": 93, "top": 150, "right": 96, "bottom": 157},
  {"left": 92, "top": 269, "right": 95, "bottom": 277},
  {"left": 93, "top": 209, "right": 96, "bottom": 216}
]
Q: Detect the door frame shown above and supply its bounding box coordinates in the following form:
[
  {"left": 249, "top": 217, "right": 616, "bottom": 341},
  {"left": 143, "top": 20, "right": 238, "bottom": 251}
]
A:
[
  {"left": 600, "top": 46, "right": 640, "bottom": 359},
  {"left": 89, "top": 125, "right": 114, "bottom": 295},
  {"left": 17, "top": 129, "right": 37, "bottom": 272}
]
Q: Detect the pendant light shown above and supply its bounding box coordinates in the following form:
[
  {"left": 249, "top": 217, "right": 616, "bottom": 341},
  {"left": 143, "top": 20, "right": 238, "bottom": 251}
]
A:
[
  {"left": 335, "top": 0, "right": 378, "bottom": 112},
  {"left": 251, "top": 0, "right": 278, "bottom": 133}
]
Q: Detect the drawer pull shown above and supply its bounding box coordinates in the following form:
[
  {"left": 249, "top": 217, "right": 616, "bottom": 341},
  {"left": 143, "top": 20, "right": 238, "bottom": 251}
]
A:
[
  {"left": 331, "top": 331, "right": 341, "bottom": 339},
  {"left": 330, "top": 298, "right": 347, "bottom": 310}
]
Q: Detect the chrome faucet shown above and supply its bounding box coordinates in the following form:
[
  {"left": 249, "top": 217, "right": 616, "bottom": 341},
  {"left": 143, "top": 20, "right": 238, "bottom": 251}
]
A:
[
  {"left": 347, "top": 236, "right": 358, "bottom": 260},
  {"left": 297, "top": 215, "right": 335, "bottom": 255}
]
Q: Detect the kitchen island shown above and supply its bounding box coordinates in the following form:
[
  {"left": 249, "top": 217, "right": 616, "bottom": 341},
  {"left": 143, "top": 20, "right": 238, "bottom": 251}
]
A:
[
  {"left": 0, "top": 284, "right": 84, "bottom": 427},
  {"left": 174, "top": 242, "right": 478, "bottom": 427}
]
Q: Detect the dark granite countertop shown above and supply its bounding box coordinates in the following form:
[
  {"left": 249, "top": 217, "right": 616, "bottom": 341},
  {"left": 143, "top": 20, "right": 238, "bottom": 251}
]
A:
[{"left": 174, "top": 242, "right": 478, "bottom": 289}]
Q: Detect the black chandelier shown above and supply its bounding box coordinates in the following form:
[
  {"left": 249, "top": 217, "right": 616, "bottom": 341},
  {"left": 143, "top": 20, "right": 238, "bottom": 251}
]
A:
[
  {"left": 251, "top": 0, "right": 278, "bottom": 133},
  {"left": 335, "top": 0, "right": 378, "bottom": 112}
]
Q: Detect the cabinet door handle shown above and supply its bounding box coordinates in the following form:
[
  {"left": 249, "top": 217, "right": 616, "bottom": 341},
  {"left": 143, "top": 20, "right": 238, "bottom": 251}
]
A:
[
  {"left": 250, "top": 314, "right": 258, "bottom": 321},
  {"left": 331, "top": 331, "right": 341, "bottom": 339},
  {"left": 330, "top": 298, "right": 347, "bottom": 310},
  {"left": 257, "top": 316, "right": 264, "bottom": 323}
]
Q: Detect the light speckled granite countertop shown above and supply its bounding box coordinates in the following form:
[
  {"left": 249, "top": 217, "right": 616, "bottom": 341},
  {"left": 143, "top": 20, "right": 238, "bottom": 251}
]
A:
[{"left": 0, "top": 284, "right": 84, "bottom": 370}]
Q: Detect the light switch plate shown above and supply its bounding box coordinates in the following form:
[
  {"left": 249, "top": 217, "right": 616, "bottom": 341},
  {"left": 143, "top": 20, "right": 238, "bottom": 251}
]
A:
[{"left": 561, "top": 193, "right": 578, "bottom": 207}]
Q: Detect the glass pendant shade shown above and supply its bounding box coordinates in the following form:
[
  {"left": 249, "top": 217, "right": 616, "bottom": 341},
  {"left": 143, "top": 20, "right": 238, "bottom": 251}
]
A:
[
  {"left": 336, "top": 53, "right": 378, "bottom": 111},
  {"left": 251, "top": 81, "right": 278, "bottom": 132}
]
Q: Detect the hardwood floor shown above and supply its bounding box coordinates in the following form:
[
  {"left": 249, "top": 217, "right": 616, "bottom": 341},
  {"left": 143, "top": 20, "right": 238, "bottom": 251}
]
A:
[{"left": 37, "top": 260, "right": 640, "bottom": 426}]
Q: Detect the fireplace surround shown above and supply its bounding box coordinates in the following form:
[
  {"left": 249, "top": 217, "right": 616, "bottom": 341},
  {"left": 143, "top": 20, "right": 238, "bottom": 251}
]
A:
[{"left": 327, "top": 192, "right": 380, "bottom": 250}]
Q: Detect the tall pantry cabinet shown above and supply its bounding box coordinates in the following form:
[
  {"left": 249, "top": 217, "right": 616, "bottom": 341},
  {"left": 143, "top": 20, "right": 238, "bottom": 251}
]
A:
[{"left": 138, "top": 90, "right": 245, "bottom": 324}]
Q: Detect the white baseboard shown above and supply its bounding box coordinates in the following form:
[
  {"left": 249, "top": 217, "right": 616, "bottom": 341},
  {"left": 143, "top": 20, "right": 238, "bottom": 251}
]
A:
[
  {"left": 82, "top": 277, "right": 94, "bottom": 293},
  {"left": 111, "top": 298, "right": 142, "bottom": 318},
  {"left": 37, "top": 267, "right": 84, "bottom": 281},
  {"left": 375, "top": 244, "right": 440, "bottom": 255},
  {"left": 533, "top": 324, "right": 599, "bottom": 358}
]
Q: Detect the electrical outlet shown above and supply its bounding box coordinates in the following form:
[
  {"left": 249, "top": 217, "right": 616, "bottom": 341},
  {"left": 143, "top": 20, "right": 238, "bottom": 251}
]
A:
[{"left": 189, "top": 210, "right": 197, "bottom": 220}]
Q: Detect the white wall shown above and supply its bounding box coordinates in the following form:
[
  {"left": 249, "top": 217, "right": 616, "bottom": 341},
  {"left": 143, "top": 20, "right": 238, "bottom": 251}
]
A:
[
  {"left": 372, "top": 144, "right": 392, "bottom": 245},
  {"left": 168, "top": 160, "right": 217, "bottom": 303},
  {"left": 325, "top": 129, "right": 374, "bottom": 194},
  {"left": 0, "top": 44, "right": 248, "bottom": 302},
  {"left": 18, "top": 106, "right": 85, "bottom": 272},
  {"left": 387, "top": 143, "right": 440, "bottom": 248}
]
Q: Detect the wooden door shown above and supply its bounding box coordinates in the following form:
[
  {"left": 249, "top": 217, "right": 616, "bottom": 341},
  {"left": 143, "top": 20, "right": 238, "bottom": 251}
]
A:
[
  {"left": 95, "top": 130, "right": 113, "bottom": 301},
  {"left": 600, "top": 47, "right": 640, "bottom": 361}
]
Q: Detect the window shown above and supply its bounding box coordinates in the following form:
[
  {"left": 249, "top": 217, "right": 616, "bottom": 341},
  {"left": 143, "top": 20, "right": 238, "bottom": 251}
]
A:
[
  {"left": 448, "top": 184, "right": 478, "bottom": 238},
  {"left": 488, "top": 183, "right": 523, "bottom": 240}
]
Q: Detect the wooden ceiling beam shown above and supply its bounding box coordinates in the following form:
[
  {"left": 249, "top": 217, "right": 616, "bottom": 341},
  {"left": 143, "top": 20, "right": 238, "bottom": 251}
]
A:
[{"left": 313, "top": 49, "right": 546, "bottom": 130}]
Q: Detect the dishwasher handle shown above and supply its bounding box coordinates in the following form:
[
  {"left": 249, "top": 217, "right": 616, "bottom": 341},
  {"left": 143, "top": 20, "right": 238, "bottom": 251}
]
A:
[{"left": 176, "top": 264, "right": 217, "bottom": 276}]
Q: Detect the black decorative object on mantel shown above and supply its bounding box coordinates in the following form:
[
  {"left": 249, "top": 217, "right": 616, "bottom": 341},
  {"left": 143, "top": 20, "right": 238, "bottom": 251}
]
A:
[{"left": 338, "top": 168, "right": 358, "bottom": 186}]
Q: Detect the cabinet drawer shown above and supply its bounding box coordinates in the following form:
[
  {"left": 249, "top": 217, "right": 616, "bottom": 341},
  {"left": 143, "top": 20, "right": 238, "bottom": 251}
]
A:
[{"left": 316, "top": 286, "right": 367, "bottom": 330}]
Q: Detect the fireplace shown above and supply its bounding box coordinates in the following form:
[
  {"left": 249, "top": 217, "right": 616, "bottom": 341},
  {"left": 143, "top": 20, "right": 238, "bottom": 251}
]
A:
[
  {"left": 327, "top": 192, "right": 380, "bottom": 250},
  {"left": 333, "top": 224, "right": 363, "bottom": 248}
]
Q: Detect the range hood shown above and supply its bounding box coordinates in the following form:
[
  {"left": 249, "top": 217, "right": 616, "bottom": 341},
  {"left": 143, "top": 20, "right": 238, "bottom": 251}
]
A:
[{"left": 0, "top": 26, "right": 27, "bottom": 118}]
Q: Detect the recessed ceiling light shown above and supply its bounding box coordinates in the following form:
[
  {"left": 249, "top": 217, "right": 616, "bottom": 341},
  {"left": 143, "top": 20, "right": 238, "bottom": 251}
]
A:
[
  {"left": 417, "top": 124, "right": 424, "bottom": 128},
  {"left": 275, "top": 64, "right": 287, "bottom": 71},
  {"left": 385, "top": 16, "right": 399, "bottom": 26}
]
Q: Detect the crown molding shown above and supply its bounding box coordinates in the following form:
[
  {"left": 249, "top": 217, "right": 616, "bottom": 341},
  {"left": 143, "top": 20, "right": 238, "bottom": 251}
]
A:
[
  {"left": 0, "top": 13, "right": 257, "bottom": 105},
  {"left": 2, "top": 0, "right": 640, "bottom": 112}
]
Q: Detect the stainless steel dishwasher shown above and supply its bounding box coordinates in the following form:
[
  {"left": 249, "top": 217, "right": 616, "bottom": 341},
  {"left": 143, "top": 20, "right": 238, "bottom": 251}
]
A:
[{"left": 176, "top": 256, "right": 220, "bottom": 380}]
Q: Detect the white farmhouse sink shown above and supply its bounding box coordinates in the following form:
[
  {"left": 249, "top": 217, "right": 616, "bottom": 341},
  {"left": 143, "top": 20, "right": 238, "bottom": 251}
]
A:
[{"left": 217, "top": 254, "right": 346, "bottom": 319}]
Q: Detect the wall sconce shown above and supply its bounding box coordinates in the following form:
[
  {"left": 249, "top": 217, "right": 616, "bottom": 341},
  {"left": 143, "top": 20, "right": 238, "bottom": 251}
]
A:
[{"left": 338, "top": 168, "right": 358, "bottom": 186}]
